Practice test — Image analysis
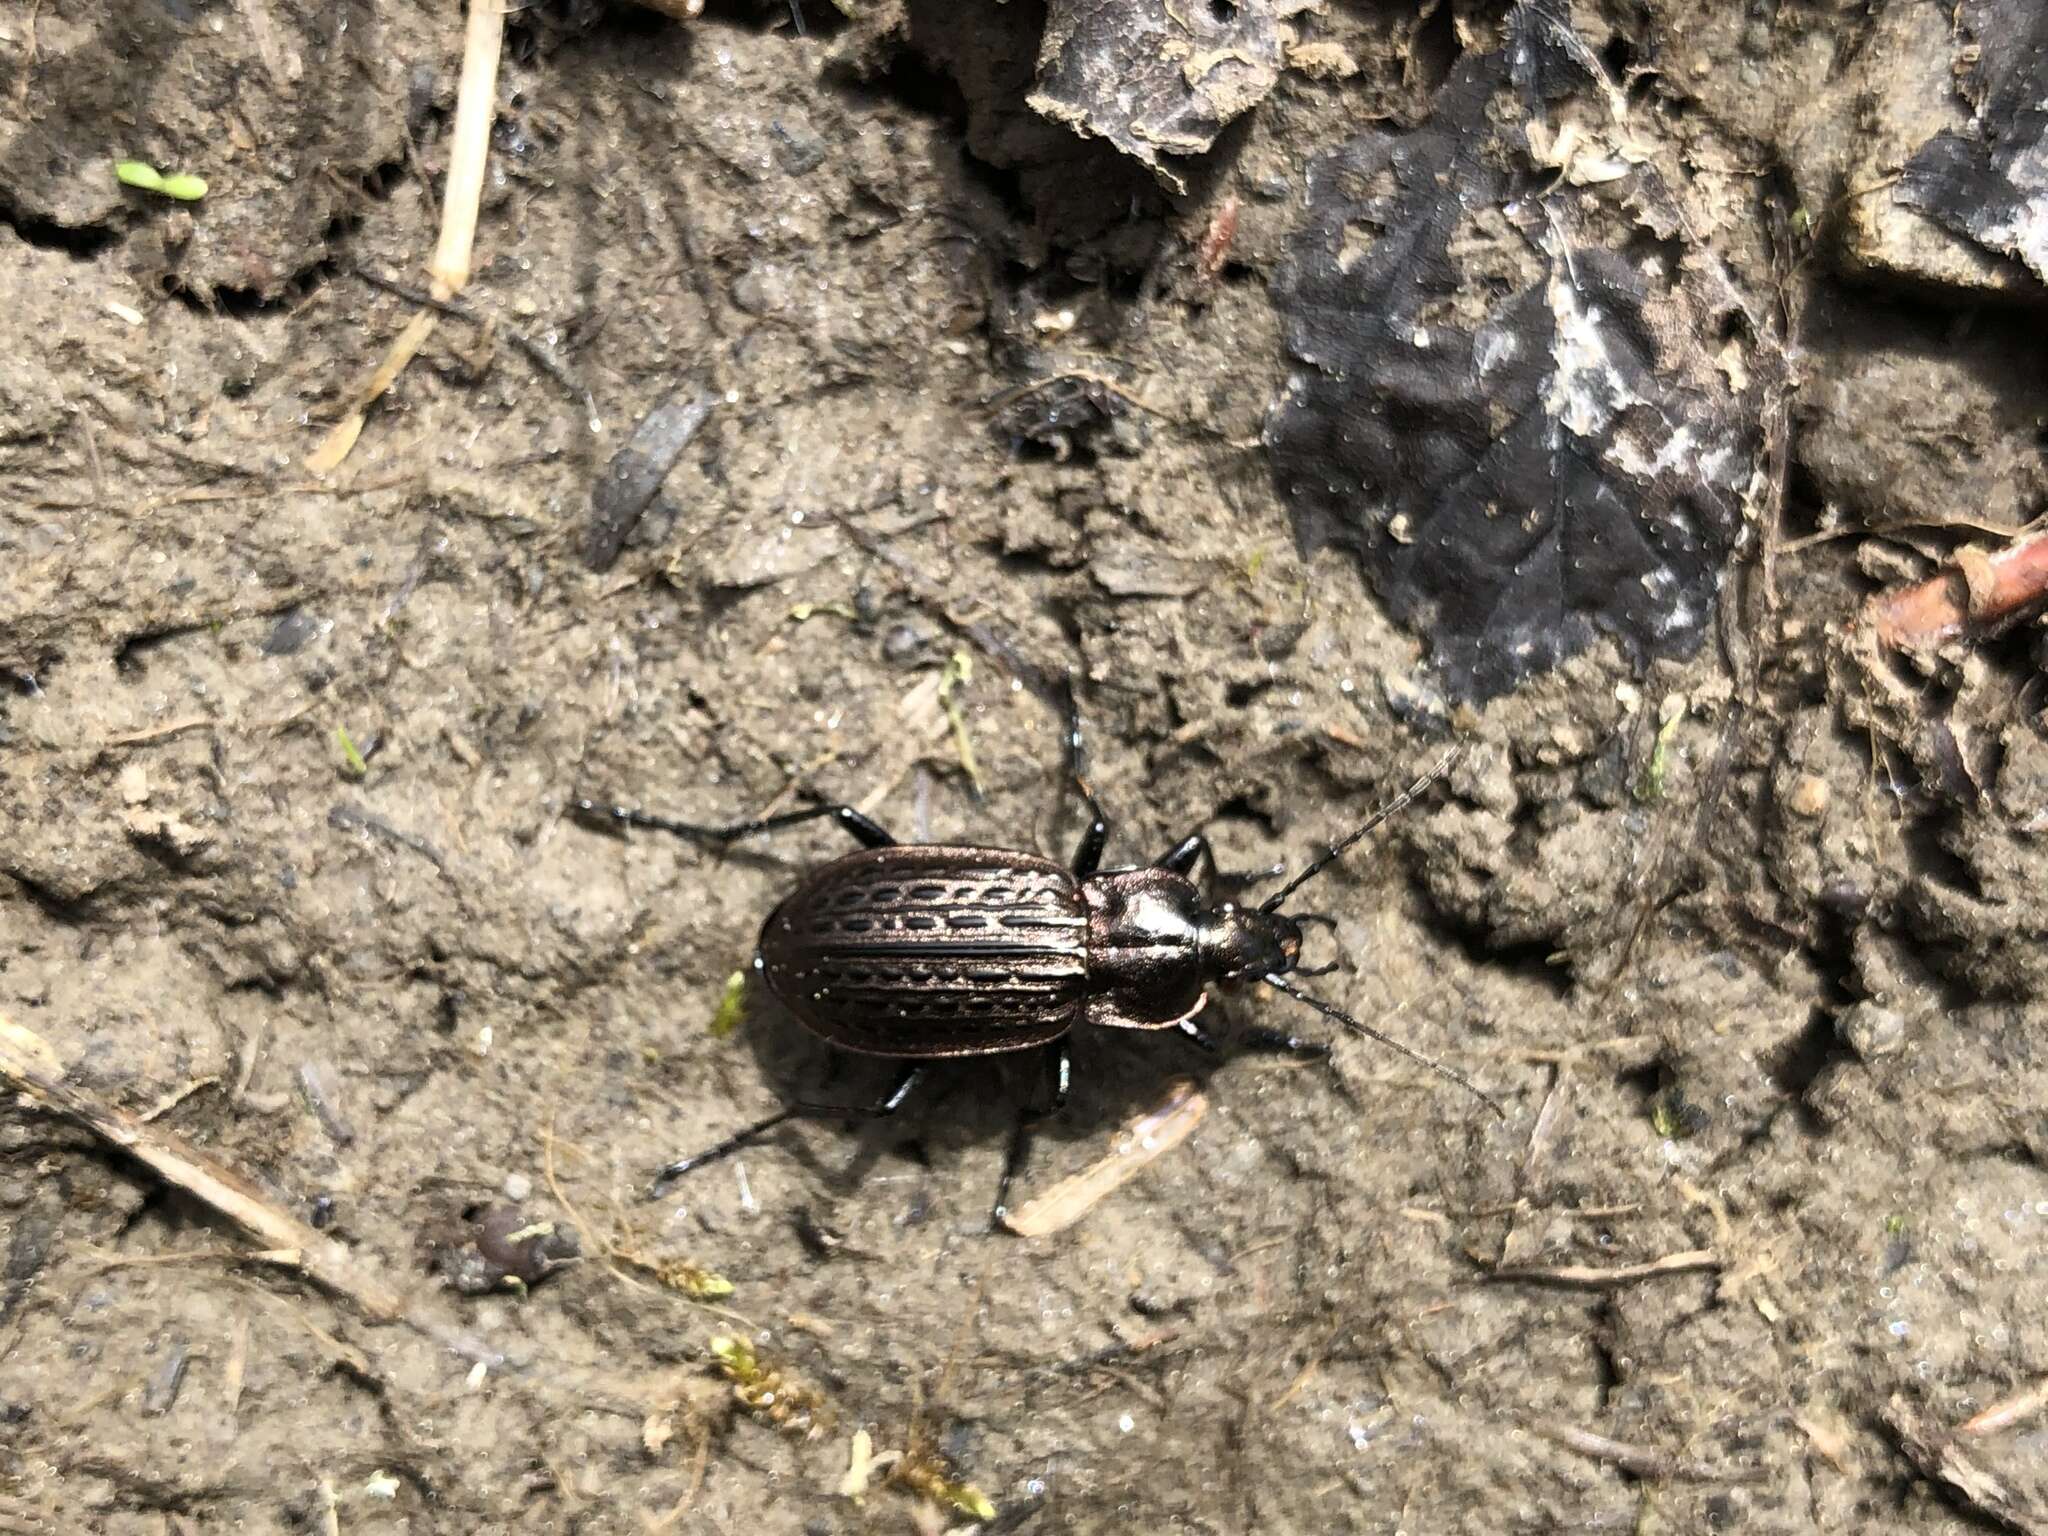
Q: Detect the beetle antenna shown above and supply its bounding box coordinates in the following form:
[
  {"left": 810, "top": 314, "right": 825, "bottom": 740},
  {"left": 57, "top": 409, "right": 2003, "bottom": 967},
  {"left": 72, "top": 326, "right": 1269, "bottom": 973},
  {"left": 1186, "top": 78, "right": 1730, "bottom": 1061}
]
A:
[
  {"left": 1260, "top": 970, "right": 1505, "bottom": 1118},
  {"left": 1258, "top": 743, "right": 1465, "bottom": 914}
]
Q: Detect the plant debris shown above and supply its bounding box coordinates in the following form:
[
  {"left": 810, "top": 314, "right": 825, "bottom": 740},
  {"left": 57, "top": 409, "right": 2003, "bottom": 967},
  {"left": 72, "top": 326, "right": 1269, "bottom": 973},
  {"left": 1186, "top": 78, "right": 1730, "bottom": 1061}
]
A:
[
  {"left": 1866, "top": 525, "right": 2048, "bottom": 652},
  {"left": 1267, "top": 3, "right": 1762, "bottom": 699},
  {"left": 584, "top": 391, "right": 715, "bottom": 572},
  {"left": 1000, "top": 1076, "right": 1208, "bottom": 1237},
  {"left": 1897, "top": 0, "right": 2048, "bottom": 284},
  {"left": 709, "top": 1333, "right": 830, "bottom": 1437},
  {"left": 707, "top": 969, "right": 749, "bottom": 1039},
  {"left": 434, "top": 1204, "right": 580, "bottom": 1295},
  {"left": 1028, "top": 0, "right": 1315, "bottom": 191}
]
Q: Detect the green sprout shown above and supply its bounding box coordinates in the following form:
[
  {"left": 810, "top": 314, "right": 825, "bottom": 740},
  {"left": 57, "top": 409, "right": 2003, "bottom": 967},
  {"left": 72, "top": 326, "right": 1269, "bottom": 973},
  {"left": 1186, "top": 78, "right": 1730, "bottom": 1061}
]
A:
[
  {"left": 1635, "top": 698, "right": 1686, "bottom": 803},
  {"left": 937, "top": 650, "right": 984, "bottom": 796},
  {"left": 334, "top": 726, "right": 369, "bottom": 779},
  {"left": 708, "top": 969, "right": 748, "bottom": 1039},
  {"left": 789, "top": 601, "right": 858, "bottom": 625},
  {"left": 116, "top": 160, "right": 208, "bottom": 201}
]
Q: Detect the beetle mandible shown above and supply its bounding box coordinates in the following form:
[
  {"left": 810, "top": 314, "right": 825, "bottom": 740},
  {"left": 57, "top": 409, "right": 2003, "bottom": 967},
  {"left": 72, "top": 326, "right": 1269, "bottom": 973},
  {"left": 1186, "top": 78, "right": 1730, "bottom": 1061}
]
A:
[{"left": 576, "top": 718, "right": 1499, "bottom": 1220}]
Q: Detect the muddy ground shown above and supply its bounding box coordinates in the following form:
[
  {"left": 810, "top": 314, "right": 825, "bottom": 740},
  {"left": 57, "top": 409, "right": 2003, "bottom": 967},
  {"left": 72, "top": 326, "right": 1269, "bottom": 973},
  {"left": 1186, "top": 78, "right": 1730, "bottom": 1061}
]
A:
[{"left": 3, "top": 1, "right": 2048, "bottom": 1532}]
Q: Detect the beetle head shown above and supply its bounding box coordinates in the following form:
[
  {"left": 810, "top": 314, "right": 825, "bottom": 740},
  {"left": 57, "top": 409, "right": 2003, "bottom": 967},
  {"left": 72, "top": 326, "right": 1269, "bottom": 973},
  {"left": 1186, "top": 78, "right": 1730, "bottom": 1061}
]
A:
[{"left": 1198, "top": 904, "right": 1302, "bottom": 981}]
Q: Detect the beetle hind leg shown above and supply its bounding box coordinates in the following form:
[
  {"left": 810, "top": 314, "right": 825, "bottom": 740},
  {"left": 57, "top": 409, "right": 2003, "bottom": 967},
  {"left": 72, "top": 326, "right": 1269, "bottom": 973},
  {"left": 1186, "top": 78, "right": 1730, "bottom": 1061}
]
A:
[
  {"left": 575, "top": 799, "right": 895, "bottom": 851},
  {"left": 992, "top": 1040, "right": 1072, "bottom": 1230},
  {"left": 650, "top": 1063, "right": 923, "bottom": 1197}
]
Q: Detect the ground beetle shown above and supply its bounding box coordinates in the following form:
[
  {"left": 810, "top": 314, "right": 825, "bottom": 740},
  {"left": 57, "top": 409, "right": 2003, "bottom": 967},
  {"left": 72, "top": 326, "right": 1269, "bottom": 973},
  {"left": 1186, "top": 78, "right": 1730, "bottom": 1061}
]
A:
[{"left": 576, "top": 720, "right": 1499, "bottom": 1220}]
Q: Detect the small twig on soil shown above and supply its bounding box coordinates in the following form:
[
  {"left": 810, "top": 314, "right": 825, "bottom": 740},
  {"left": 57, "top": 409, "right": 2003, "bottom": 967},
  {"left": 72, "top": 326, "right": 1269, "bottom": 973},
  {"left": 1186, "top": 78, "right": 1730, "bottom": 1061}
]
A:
[
  {"left": 100, "top": 717, "right": 217, "bottom": 751},
  {"left": 1483, "top": 1249, "right": 1720, "bottom": 1289},
  {"left": 136, "top": 1074, "right": 221, "bottom": 1122},
  {"left": 0, "top": 1010, "right": 407, "bottom": 1323},
  {"left": 79, "top": 1242, "right": 303, "bottom": 1273},
  {"left": 1962, "top": 1378, "right": 2048, "bottom": 1439},
  {"left": 430, "top": 0, "right": 501, "bottom": 296},
  {"left": 1526, "top": 1419, "right": 1766, "bottom": 1484},
  {"left": 306, "top": 0, "right": 504, "bottom": 473},
  {"left": 1, "top": 1009, "right": 505, "bottom": 1369},
  {"left": 328, "top": 802, "right": 454, "bottom": 880},
  {"left": 1867, "top": 526, "right": 2048, "bottom": 652},
  {"left": 825, "top": 509, "right": 1061, "bottom": 705},
  {"left": 999, "top": 1078, "right": 1209, "bottom": 1238},
  {"left": 352, "top": 267, "right": 600, "bottom": 428},
  {"left": 1886, "top": 1396, "right": 2048, "bottom": 1536},
  {"left": 1778, "top": 512, "right": 2042, "bottom": 556}
]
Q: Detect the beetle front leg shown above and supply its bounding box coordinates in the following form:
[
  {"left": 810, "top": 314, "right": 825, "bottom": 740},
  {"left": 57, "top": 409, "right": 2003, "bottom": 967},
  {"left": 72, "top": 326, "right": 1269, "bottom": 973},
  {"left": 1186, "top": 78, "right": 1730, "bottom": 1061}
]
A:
[
  {"left": 575, "top": 799, "right": 895, "bottom": 851},
  {"left": 1157, "top": 832, "right": 1215, "bottom": 880},
  {"left": 650, "top": 1063, "right": 922, "bottom": 1195},
  {"left": 993, "top": 1040, "right": 1071, "bottom": 1229}
]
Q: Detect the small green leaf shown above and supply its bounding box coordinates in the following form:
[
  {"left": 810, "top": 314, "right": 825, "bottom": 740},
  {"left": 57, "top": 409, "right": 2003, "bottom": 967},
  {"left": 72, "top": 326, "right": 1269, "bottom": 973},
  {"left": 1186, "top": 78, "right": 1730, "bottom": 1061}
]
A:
[
  {"left": 158, "top": 172, "right": 208, "bottom": 201},
  {"left": 708, "top": 970, "right": 748, "bottom": 1039},
  {"left": 334, "top": 726, "right": 368, "bottom": 780},
  {"left": 116, "top": 160, "right": 166, "bottom": 192}
]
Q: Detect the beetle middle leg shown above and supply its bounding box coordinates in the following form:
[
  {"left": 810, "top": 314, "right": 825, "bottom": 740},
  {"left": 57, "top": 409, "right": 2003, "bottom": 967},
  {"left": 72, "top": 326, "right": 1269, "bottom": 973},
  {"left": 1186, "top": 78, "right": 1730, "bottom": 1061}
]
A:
[
  {"left": 575, "top": 799, "right": 895, "bottom": 850},
  {"left": 651, "top": 1062, "right": 923, "bottom": 1195},
  {"left": 992, "top": 1039, "right": 1072, "bottom": 1228},
  {"left": 1178, "top": 1015, "right": 1330, "bottom": 1061}
]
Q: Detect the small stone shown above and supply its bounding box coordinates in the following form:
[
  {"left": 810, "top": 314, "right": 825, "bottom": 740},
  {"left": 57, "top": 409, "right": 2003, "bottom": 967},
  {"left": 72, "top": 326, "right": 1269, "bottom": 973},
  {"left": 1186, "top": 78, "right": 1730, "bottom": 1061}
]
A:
[
  {"left": 117, "top": 763, "right": 151, "bottom": 806},
  {"left": 502, "top": 1172, "right": 533, "bottom": 1203},
  {"left": 1785, "top": 773, "right": 1832, "bottom": 819},
  {"left": 881, "top": 623, "right": 927, "bottom": 666},
  {"left": 731, "top": 264, "right": 789, "bottom": 316},
  {"left": 1838, "top": 1001, "right": 1907, "bottom": 1059}
]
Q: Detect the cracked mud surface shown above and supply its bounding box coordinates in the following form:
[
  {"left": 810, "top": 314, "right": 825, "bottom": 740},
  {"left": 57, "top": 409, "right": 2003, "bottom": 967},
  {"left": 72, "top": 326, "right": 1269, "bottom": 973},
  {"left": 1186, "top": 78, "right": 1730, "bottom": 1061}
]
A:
[{"left": 3, "top": 3, "right": 2047, "bottom": 1532}]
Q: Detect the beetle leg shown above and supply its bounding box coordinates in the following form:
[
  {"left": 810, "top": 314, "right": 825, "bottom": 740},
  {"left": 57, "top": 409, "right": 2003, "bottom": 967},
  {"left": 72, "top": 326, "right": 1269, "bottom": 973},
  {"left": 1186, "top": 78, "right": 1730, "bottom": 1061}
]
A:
[
  {"left": 1061, "top": 677, "right": 1114, "bottom": 876},
  {"left": 1158, "top": 833, "right": 1214, "bottom": 880},
  {"left": 1176, "top": 1016, "right": 1222, "bottom": 1054},
  {"left": 1233, "top": 1025, "right": 1332, "bottom": 1060},
  {"left": 1070, "top": 799, "right": 1110, "bottom": 877},
  {"left": 993, "top": 1040, "right": 1071, "bottom": 1229},
  {"left": 650, "top": 1064, "right": 922, "bottom": 1195},
  {"left": 576, "top": 799, "right": 895, "bottom": 850}
]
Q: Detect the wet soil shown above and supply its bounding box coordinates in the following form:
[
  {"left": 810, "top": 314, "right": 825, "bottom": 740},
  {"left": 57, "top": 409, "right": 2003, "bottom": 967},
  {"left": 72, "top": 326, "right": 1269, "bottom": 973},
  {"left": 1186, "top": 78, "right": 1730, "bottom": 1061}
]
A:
[{"left": 3, "top": 3, "right": 2047, "bottom": 1533}]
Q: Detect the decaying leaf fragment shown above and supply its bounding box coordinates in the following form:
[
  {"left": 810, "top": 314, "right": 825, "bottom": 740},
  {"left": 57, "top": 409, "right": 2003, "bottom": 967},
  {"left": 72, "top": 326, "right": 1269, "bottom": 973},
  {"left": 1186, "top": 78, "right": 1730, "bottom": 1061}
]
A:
[
  {"left": 1896, "top": 0, "right": 2048, "bottom": 284},
  {"left": 1267, "top": 3, "right": 1763, "bottom": 699},
  {"left": 1029, "top": 0, "right": 1317, "bottom": 191}
]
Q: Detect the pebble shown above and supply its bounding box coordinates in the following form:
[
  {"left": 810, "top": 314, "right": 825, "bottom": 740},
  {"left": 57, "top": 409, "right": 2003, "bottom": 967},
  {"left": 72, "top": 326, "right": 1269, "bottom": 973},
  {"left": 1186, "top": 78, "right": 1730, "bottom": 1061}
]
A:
[
  {"left": 1838, "top": 1001, "right": 1907, "bottom": 1059},
  {"left": 1786, "top": 773, "right": 1832, "bottom": 819}
]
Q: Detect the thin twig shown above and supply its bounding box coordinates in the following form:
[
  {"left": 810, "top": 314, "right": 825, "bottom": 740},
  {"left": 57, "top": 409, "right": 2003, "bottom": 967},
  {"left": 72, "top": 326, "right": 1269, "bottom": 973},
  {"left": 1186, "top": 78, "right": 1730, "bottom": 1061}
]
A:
[
  {"left": 1484, "top": 1249, "right": 1720, "bottom": 1289},
  {"left": 430, "top": 0, "right": 504, "bottom": 296},
  {"left": 353, "top": 267, "right": 598, "bottom": 425},
  {"left": 1527, "top": 1420, "right": 1766, "bottom": 1484},
  {"left": 1962, "top": 1378, "right": 2048, "bottom": 1439}
]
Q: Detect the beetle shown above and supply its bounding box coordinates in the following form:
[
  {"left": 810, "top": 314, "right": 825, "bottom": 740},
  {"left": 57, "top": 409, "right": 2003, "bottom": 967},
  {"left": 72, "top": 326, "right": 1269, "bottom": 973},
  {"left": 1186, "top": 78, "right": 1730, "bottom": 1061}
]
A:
[{"left": 575, "top": 730, "right": 1499, "bottom": 1218}]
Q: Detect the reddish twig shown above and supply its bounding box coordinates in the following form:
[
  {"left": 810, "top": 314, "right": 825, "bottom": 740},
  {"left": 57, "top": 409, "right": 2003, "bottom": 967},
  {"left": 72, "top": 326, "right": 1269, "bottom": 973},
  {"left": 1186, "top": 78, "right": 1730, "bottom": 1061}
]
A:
[{"left": 1869, "top": 528, "right": 2048, "bottom": 651}]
